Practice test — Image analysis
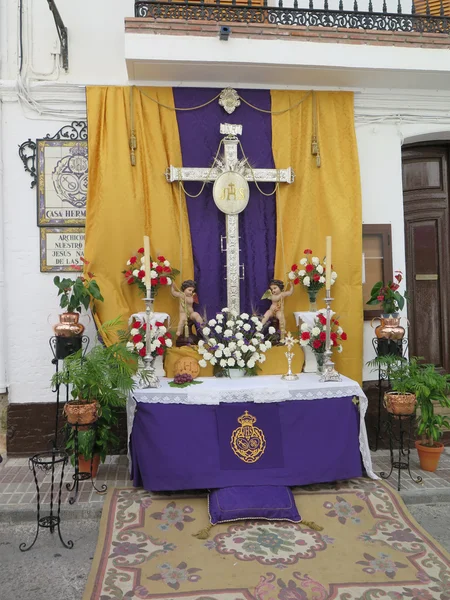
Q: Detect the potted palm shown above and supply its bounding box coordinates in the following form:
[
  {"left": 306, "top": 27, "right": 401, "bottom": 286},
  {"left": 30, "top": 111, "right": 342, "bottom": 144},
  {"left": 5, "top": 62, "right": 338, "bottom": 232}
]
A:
[
  {"left": 52, "top": 324, "right": 138, "bottom": 475},
  {"left": 53, "top": 261, "right": 103, "bottom": 359}
]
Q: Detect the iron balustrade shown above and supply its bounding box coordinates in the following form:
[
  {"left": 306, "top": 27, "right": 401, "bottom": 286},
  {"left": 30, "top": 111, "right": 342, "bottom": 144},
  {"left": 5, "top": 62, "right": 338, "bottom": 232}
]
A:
[{"left": 134, "top": 0, "right": 450, "bottom": 34}]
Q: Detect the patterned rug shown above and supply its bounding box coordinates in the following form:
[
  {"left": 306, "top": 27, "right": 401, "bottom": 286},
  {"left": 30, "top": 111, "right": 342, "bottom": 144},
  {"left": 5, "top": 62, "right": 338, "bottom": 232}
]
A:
[{"left": 84, "top": 479, "right": 450, "bottom": 600}]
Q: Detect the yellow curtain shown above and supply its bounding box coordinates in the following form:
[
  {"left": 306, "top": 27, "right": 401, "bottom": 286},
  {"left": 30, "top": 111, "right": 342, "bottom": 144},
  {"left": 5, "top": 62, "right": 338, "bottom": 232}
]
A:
[
  {"left": 271, "top": 91, "right": 363, "bottom": 383},
  {"left": 84, "top": 87, "right": 194, "bottom": 343}
]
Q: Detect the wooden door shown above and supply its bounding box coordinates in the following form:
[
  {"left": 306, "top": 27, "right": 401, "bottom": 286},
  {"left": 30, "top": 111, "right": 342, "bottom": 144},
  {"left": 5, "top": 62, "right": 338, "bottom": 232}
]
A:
[{"left": 402, "top": 145, "right": 450, "bottom": 371}]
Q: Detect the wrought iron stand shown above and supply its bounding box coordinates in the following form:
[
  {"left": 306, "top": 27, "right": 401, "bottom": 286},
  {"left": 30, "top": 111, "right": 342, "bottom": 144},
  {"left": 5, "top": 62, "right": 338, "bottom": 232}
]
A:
[
  {"left": 370, "top": 337, "right": 408, "bottom": 452},
  {"left": 65, "top": 422, "right": 107, "bottom": 505},
  {"left": 19, "top": 451, "right": 73, "bottom": 551},
  {"left": 380, "top": 412, "right": 423, "bottom": 491}
]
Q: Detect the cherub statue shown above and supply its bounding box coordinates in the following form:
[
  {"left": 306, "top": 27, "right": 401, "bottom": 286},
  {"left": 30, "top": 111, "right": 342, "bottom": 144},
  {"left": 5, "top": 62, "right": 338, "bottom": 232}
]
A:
[
  {"left": 261, "top": 279, "right": 294, "bottom": 341},
  {"left": 171, "top": 279, "right": 203, "bottom": 344}
]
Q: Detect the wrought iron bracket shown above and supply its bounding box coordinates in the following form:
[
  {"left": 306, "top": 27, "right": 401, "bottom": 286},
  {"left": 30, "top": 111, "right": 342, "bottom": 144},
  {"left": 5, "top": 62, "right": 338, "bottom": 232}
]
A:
[
  {"left": 18, "top": 121, "right": 87, "bottom": 189},
  {"left": 47, "top": 0, "right": 69, "bottom": 71}
]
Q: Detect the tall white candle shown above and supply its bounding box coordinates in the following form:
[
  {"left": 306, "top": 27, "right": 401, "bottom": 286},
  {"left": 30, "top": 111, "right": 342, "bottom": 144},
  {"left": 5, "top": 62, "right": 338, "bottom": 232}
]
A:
[
  {"left": 143, "top": 236, "right": 151, "bottom": 291},
  {"left": 325, "top": 236, "right": 332, "bottom": 290}
]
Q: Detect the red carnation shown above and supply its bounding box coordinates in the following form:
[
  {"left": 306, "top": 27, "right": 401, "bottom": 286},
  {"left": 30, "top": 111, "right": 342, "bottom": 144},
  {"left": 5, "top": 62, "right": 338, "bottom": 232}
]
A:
[
  {"left": 166, "top": 332, "right": 172, "bottom": 338},
  {"left": 156, "top": 346, "right": 164, "bottom": 355},
  {"left": 313, "top": 274, "right": 320, "bottom": 281},
  {"left": 125, "top": 270, "right": 131, "bottom": 278},
  {"left": 151, "top": 278, "right": 157, "bottom": 286},
  {"left": 330, "top": 332, "right": 337, "bottom": 341},
  {"left": 138, "top": 247, "right": 144, "bottom": 254},
  {"left": 291, "top": 264, "right": 298, "bottom": 272},
  {"left": 138, "top": 270, "right": 145, "bottom": 279},
  {"left": 333, "top": 339, "right": 338, "bottom": 346},
  {"left": 132, "top": 321, "right": 140, "bottom": 329},
  {"left": 156, "top": 265, "right": 163, "bottom": 273},
  {"left": 304, "top": 249, "right": 312, "bottom": 255},
  {"left": 155, "top": 321, "right": 164, "bottom": 327},
  {"left": 157, "top": 255, "right": 165, "bottom": 262},
  {"left": 129, "top": 256, "right": 137, "bottom": 264},
  {"left": 142, "top": 323, "right": 147, "bottom": 331},
  {"left": 318, "top": 314, "right": 327, "bottom": 325},
  {"left": 341, "top": 332, "right": 347, "bottom": 340},
  {"left": 158, "top": 336, "right": 166, "bottom": 344},
  {"left": 159, "top": 276, "right": 168, "bottom": 285},
  {"left": 305, "top": 264, "right": 314, "bottom": 273},
  {"left": 301, "top": 331, "right": 311, "bottom": 340},
  {"left": 313, "top": 340, "right": 322, "bottom": 349},
  {"left": 334, "top": 320, "right": 339, "bottom": 325},
  {"left": 294, "top": 278, "right": 300, "bottom": 285},
  {"left": 133, "top": 334, "right": 143, "bottom": 344},
  {"left": 319, "top": 331, "right": 327, "bottom": 341},
  {"left": 139, "top": 347, "right": 146, "bottom": 357},
  {"left": 127, "top": 279, "right": 133, "bottom": 285},
  {"left": 163, "top": 266, "right": 171, "bottom": 273}
]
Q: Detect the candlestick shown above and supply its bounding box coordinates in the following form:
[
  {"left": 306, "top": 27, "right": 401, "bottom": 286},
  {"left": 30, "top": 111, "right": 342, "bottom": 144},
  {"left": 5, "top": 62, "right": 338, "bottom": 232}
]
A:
[
  {"left": 281, "top": 332, "right": 299, "bottom": 381},
  {"left": 319, "top": 291, "right": 341, "bottom": 383},
  {"left": 143, "top": 236, "right": 151, "bottom": 291},
  {"left": 325, "top": 236, "right": 332, "bottom": 290},
  {"left": 137, "top": 289, "right": 160, "bottom": 389}
]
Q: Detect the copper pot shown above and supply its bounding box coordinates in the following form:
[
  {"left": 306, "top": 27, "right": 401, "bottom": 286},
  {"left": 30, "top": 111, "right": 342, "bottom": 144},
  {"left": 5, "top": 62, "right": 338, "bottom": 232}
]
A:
[
  {"left": 64, "top": 400, "right": 99, "bottom": 425},
  {"left": 54, "top": 312, "right": 85, "bottom": 338},
  {"left": 383, "top": 392, "right": 417, "bottom": 415},
  {"left": 371, "top": 316, "right": 405, "bottom": 341}
]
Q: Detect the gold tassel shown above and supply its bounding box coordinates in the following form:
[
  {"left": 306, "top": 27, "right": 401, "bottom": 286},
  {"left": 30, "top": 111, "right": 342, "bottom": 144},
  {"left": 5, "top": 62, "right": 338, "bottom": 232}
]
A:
[
  {"left": 130, "top": 130, "right": 137, "bottom": 167},
  {"left": 311, "top": 136, "right": 318, "bottom": 156},
  {"left": 316, "top": 153, "right": 321, "bottom": 168},
  {"left": 301, "top": 520, "right": 323, "bottom": 531},
  {"left": 192, "top": 523, "right": 214, "bottom": 539}
]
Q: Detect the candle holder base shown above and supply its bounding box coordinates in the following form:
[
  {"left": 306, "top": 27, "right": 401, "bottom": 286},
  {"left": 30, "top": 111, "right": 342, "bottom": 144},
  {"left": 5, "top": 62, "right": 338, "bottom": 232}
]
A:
[
  {"left": 281, "top": 373, "right": 299, "bottom": 381},
  {"left": 319, "top": 365, "right": 341, "bottom": 383}
]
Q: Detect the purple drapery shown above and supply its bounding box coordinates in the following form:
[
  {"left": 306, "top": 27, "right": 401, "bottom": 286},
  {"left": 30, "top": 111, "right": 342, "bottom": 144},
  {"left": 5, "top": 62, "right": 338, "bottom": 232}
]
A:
[{"left": 173, "top": 88, "right": 276, "bottom": 318}]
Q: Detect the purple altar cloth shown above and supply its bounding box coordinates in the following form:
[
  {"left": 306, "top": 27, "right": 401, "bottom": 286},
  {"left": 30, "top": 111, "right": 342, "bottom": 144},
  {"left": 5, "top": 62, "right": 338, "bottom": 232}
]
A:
[{"left": 130, "top": 397, "right": 362, "bottom": 491}]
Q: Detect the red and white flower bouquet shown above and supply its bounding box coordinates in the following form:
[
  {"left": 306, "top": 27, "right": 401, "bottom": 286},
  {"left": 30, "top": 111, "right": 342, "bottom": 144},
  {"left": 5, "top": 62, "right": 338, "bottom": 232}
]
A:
[
  {"left": 299, "top": 309, "right": 347, "bottom": 356},
  {"left": 126, "top": 318, "right": 173, "bottom": 359},
  {"left": 288, "top": 249, "right": 337, "bottom": 293},
  {"left": 123, "top": 249, "right": 179, "bottom": 295}
]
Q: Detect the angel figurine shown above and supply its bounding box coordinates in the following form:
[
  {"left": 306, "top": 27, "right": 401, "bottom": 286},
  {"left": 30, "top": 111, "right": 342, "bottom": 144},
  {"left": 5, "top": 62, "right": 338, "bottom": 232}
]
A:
[
  {"left": 261, "top": 279, "right": 294, "bottom": 341},
  {"left": 171, "top": 279, "right": 203, "bottom": 345}
]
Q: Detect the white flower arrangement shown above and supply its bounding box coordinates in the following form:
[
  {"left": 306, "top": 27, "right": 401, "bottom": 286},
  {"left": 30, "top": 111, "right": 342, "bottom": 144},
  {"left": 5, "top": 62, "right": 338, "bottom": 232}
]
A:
[{"left": 197, "top": 308, "right": 272, "bottom": 372}]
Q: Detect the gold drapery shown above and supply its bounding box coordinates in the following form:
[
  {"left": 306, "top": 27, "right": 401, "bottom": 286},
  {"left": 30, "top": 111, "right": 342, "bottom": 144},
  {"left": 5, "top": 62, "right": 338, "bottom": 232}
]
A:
[
  {"left": 84, "top": 86, "right": 194, "bottom": 343},
  {"left": 271, "top": 91, "right": 363, "bottom": 382}
]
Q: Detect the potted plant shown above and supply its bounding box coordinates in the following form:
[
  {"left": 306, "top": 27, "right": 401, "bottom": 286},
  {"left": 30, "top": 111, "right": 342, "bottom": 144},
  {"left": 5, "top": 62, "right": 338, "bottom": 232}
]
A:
[
  {"left": 52, "top": 323, "right": 138, "bottom": 475},
  {"left": 366, "top": 270, "right": 406, "bottom": 356},
  {"left": 53, "top": 260, "right": 104, "bottom": 359}
]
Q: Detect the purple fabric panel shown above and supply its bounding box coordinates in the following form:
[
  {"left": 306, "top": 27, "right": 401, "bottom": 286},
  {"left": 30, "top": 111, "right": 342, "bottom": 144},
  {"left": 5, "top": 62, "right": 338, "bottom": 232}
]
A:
[
  {"left": 173, "top": 88, "right": 276, "bottom": 317},
  {"left": 208, "top": 485, "right": 301, "bottom": 524},
  {"left": 217, "top": 403, "right": 284, "bottom": 470},
  {"left": 130, "top": 397, "right": 362, "bottom": 491}
]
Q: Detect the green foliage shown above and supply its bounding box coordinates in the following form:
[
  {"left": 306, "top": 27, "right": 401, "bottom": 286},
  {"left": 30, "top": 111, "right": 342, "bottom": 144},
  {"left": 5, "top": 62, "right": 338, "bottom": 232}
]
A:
[
  {"left": 366, "top": 271, "right": 406, "bottom": 315},
  {"left": 54, "top": 272, "right": 103, "bottom": 313},
  {"left": 368, "top": 356, "right": 450, "bottom": 446}
]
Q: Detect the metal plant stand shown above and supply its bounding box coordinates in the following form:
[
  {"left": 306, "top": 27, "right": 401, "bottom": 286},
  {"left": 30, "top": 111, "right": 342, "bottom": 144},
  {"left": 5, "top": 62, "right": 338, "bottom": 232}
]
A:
[
  {"left": 19, "top": 451, "right": 73, "bottom": 551},
  {"left": 66, "top": 422, "right": 107, "bottom": 505},
  {"left": 380, "top": 412, "right": 423, "bottom": 491},
  {"left": 370, "top": 337, "right": 408, "bottom": 452}
]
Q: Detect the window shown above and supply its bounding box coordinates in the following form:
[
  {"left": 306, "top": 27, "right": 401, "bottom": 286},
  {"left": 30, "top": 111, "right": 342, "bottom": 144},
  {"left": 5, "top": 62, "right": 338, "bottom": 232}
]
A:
[{"left": 363, "top": 224, "right": 393, "bottom": 320}]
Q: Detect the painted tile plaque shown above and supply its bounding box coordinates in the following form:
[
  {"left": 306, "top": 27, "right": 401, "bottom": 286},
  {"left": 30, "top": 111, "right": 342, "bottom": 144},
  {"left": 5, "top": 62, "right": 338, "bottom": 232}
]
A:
[{"left": 40, "top": 227, "right": 85, "bottom": 272}]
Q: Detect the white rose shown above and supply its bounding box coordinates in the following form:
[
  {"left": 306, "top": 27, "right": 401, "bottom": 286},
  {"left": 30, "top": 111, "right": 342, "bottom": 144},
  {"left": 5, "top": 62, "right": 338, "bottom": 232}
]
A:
[
  {"left": 198, "top": 359, "right": 207, "bottom": 368},
  {"left": 258, "top": 354, "right": 266, "bottom": 363},
  {"left": 224, "top": 329, "right": 232, "bottom": 337},
  {"left": 226, "top": 320, "right": 234, "bottom": 327},
  {"left": 204, "top": 352, "right": 213, "bottom": 361},
  {"left": 337, "top": 326, "right": 343, "bottom": 335},
  {"left": 150, "top": 270, "right": 158, "bottom": 279},
  {"left": 251, "top": 316, "right": 259, "bottom": 323},
  {"left": 166, "top": 277, "right": 172, "bottom": 285},
  {"left": 228, "top": 357, "right": 236, "bottom": 367},
  {"left": 223, "top": 348, "right": 231, "bottom": 357},
  {"left": 140, "top": 256, "right": 145, "bottom": 263},
  {"left": 163, "top": 260, "right": 170, "bottom": 267},
  {"left": 255, "top": 323, "right": 263, "bottom": 331},
  {"left": 241, "top": 313, "right": 249, "bottom": 320},
  {"left": 300, "top": 339, "right": 309, "bottom": 347},
  {"left": 154, "top": 339, "right": 161, "bottom": 348},
  {"left": 248, "top": 360, "right": 255, "bottom": 369},
  {"left": 237, "top": 339, "right": 244, "bottom": 347},
  {"left": 215, "top": 325, "right": 223, "bottom": 333},
  {"left": 243, "top": 323, "right": 251, "bottom": 331},
  {"left": 312, "top": 256, "right": 320, "bottom": 266},
  {"left": 316, "top": 265, "right": 324, "bottom": 274},
  {"left": 228, "top": 342, "right": 236, "bottom": 351},
  {"left": 209, "top": 338, "right": 217, "bottom": 345},
  {"left": 220, "top": 359, "right": 227, "bottom": 367},
  {"left": 251, "top": 338, "right": 259, "bottom": 345},
  {"left": 215, "top": 349, "right": 223, "bottom": 358},
  {"left": 236, "top": 332, "right": 243, "bottom": 340},
  {"left": 235, "top": 350, "right": 242, "bottom": 359},
  {"left": 216, "top": 314, "right": 224, "bottom": 322},
  {"left": 259, "top": 343, "right": 267, "bottom": 352},
  {"left": 248, "top": 345, "right": 256, "bottom": 353},
  {"left": 126, "top": 342, "right": 134, "bottom": 351},
  {"left": 312, "top": 327, "right": 321, "bottom": 336},
  {"left": 236, "top": 320, "right": 243, "bottom": 327},
  {"left": 133, "top": 269, "right": 139, "bottom": 277},
  {"left": 265, "top": 341, "right": 272, "bottom": 349},
  {"left": 300, "top": 323, "right": 309, "bottom": 332},
  {"left": 337, "top": 344, "right": 343, "bottom": 353},
  {"left": 158, "top": 326, "right": 167, "bottom": 335},
  {"left": 268, "top": 326, "right": 276, "bottom": 335},
  {"left": 288, "top": 271, "right": 296, "bottom": 280},
  {"left": 237, "top": 360, "right": 245, "bottom": 368},
  {"left": 203, "top": 327, "right": 211, "bottom": 336},
  {"left": 130, "top": 328, "right": 139, "bottom": 336},
  {"left": 198, "top": 346, "right": 206, "bottom": 355},
  {"left": 208, "top": 319, "right": 217, "bottom": 327},
  {"left": 210, "top": 357, "right": 217, "bottom": 365},
  {"left": 299, "top": 269, "right": 306, "bottom": 277},
  {"left": 303, "top": 276, "right": 311, "bottom": 287},
  {"left": 136, "top": 342, "right": 144, "bottom": 350},
  {"left": 198, "top": 339, "right": 205, "bottom": 347},
  {"left": 165, "top": 338, "right": 172, "bottom": 348},
  {"left": 218, "top": 343, "right": 225, "bottom": 349},
  {"left": 300, "top": 258, "right": 308, "bottom": 266},
  {"left": 151, "top": 262, "right": 157, "bottom": 268},
  {"left": 319, "top": 276, "right": 326, "bottom": 284}
]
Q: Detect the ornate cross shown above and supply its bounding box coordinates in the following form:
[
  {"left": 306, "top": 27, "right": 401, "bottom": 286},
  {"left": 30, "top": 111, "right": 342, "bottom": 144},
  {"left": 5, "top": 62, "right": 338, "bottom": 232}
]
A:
[{"left": 166, "top": 123, "right": 294, "bottom": 313}]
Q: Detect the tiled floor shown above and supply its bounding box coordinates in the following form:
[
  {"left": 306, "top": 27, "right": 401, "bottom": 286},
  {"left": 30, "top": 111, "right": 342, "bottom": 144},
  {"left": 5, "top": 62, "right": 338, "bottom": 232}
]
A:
[{"left": 1, "top": 449, "right": 449, "bottom": 511}]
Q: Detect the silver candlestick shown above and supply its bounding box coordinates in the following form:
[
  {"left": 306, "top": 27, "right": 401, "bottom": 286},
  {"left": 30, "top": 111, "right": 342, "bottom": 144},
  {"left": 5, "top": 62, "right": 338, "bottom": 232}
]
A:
[
  {"left": 138, "top": 288, "right": 160, "bottom": 389},
  {"left": 320, "top": 290, "right": 341, "bottom": 382},
  {"left": 281, "top": 332, "right": 299, "bottom": 381}
]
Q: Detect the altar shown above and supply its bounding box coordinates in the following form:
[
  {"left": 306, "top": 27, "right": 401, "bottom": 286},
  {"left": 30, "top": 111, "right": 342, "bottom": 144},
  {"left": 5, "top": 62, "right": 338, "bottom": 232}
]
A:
[{"left": 128, "top": 374, "right": 376, "bottom": 492}]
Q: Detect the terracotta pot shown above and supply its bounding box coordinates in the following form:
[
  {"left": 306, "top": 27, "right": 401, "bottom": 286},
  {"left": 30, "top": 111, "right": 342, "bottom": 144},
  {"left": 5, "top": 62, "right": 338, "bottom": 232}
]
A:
[
  {"left": 371, "top": 315, "right": 405, "bottom": 341},
  {"left": 383, "top": 392, "right": 417, "bottom": 415},
  {"left": 78, "top": 454, "right": 100, "bottom": 478},
  {"left": 54, "top": 312, "right": 85, "bottom": 338},
  {"left": 64, "top": 400, "right": 99, "bottom": 425},
  {"left": 415, "top": 440, "right": 444, "bottom": 472}
]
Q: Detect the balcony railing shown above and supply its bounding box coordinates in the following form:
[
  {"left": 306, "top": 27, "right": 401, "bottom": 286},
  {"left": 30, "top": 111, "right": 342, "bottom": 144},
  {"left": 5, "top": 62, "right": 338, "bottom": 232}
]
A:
[{"left": 134, "top": 0, "right": 450, "bottom": 33}]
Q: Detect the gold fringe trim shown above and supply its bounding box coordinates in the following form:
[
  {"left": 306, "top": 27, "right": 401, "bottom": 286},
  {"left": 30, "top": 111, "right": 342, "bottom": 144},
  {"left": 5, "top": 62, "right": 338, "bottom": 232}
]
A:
[
  {"left": 192, "top": 523, "right": 214, "bottom": 539},
  {"left": 301, "top": 519, "right": 323, "bottom": 531}
]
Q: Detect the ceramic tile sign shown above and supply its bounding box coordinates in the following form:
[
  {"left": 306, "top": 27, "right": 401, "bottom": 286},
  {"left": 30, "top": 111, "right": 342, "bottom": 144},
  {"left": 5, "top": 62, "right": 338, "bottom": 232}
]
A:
[{"left": 40, "top": 227, "right": 85, "bottom": 272}]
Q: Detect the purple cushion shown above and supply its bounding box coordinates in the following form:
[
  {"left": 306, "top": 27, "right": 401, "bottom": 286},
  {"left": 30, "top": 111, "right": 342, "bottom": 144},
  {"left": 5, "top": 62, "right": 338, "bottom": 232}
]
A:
[{"left": 208, "top": 485, "right": 301, "bottom": 525}]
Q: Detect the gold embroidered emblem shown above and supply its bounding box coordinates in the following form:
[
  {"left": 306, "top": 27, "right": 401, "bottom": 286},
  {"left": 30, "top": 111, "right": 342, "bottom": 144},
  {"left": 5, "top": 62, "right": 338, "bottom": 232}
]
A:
[{"left": 230, "top": 411, "right": 266, "bottom": 463}]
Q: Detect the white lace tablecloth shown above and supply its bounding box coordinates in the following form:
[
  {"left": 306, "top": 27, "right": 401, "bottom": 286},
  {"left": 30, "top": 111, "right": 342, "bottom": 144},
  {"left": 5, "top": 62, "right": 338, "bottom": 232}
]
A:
[{"left": 128, "top": 374, "right": 377, "bottom": 479}]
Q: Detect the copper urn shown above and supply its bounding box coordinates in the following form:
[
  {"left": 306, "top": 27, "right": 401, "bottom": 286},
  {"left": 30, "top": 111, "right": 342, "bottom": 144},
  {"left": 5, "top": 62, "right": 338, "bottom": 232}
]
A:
[
  {"left": 371, "top": 316, "right": 405, "bottom": 341},
  {"left": 53, "top": 312, "right": 85, "bottom": 338}
]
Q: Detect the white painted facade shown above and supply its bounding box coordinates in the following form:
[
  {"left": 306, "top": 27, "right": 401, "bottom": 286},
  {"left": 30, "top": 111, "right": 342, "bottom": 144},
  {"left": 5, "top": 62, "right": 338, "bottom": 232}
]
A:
[{"left": 1, "top": 0, "right": 450, "bottom": 404}]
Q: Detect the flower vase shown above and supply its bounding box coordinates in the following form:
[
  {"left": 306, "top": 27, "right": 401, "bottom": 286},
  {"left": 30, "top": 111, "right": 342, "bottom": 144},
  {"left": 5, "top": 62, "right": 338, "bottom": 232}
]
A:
[
  {"left": 307, "top": 290, "right": 318, "bottom": 312},
  {"left": 228, "top": 368, "right": 246, "bottom": 379},
  {"left": 314, "top": 352, "right": 325, "bottom": 375}
]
